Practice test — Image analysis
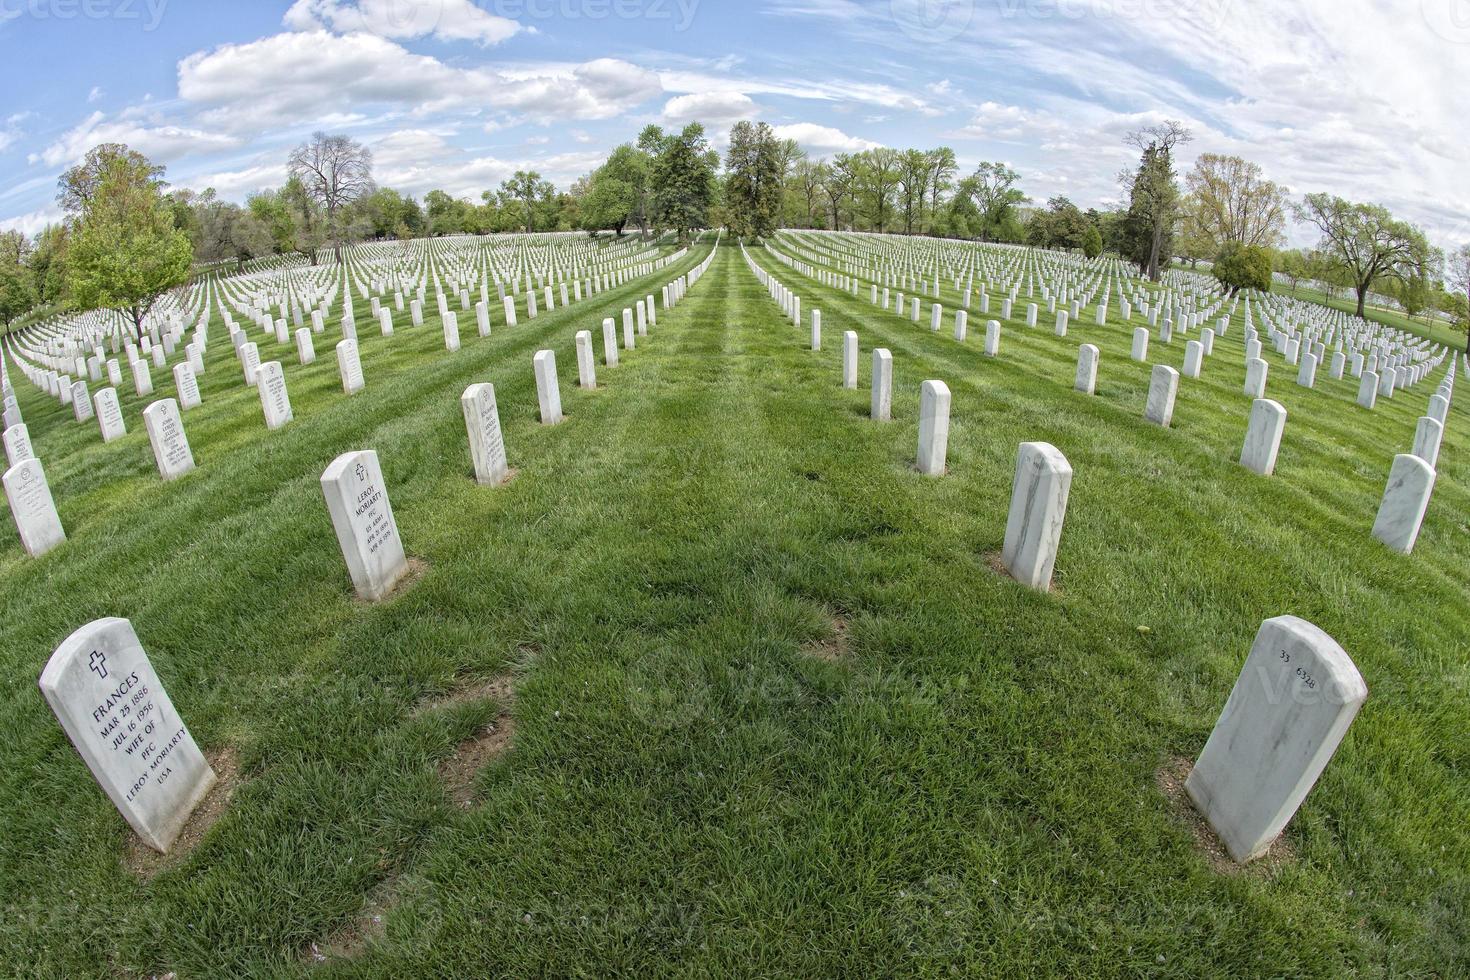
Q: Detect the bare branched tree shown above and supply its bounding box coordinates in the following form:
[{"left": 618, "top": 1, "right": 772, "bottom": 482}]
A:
[{"left": 287, "top": 132, "right": 374, "bottom": 264}]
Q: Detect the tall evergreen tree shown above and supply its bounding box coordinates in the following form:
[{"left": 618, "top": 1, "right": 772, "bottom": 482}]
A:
[
  {"left": 642, "top": 123, "right": 719, "bottom": 246},
  {"left": 1118, "top": 121, "right": 1190, "bottom": 281}
]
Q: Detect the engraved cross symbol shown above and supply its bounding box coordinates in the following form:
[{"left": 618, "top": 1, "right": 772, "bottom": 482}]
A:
[{"left": 89, "top": 651, "right": 108, "bottom": 679}]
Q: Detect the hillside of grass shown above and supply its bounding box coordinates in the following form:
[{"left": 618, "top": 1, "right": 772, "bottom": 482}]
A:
[{"left": 1, "top": 241, "right": 1466, "bottom": 977}]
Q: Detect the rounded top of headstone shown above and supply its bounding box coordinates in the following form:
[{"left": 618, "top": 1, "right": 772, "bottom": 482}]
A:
[
  {"left": 40, "top": 617, "right": 135, "bottom": 693},
  {"left": 1261, "top": 615, "right": 1367, "bottom": 705},
  {"left": 321, "top": 448, "right": 378, "bottom": 485}
]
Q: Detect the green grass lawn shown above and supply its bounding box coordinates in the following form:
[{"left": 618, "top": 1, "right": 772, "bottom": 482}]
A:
[{"left": 1, "top": 240, "right": 1467, "bottom": 977}]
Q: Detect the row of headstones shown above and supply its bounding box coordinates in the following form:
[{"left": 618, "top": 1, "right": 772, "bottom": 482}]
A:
[
  {"left": 326, "top": 240, "right": 718, "bottom": 600},
  {"left": 769, "top": 239, "right": 1458, "bottom": 560},
  {"left": 3, "top": 393, "right": 199, "bottom": 557},
  {"left": 47, "top": 598, "right": 1367, "bottom": 868},
  {"left": 2, "top": 237, "right": 713, "bottom": 570},
  {"left": 745, "top": 243, "right": 1370, "bottom": 866},
  {"left": 0, "top": 240, "right": 721, "bottom": 562}
]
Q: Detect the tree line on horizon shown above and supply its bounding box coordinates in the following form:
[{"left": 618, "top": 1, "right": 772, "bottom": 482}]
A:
[{"left": 2, "top": 119, "right": 1467, "bottom": 347}]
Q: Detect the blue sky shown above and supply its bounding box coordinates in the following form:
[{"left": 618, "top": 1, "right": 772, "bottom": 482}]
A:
[{"left": 1, "top": 0, "right": 1467, "bottom": 251}]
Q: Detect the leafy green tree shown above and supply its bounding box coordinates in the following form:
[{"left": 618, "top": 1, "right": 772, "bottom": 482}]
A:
[
  {"left": 1213, "top": 242, "right": 1273, "bottom": 294},
  {"left": 58, "top": 143, "right": 165, "bottom": 219},
  {"left": 1447, "top": 243, "right": 1470, "bottom": 351},
  {"left": 191, "top": 190, "right": 272, "bottom": 274},
  {"left": 1082, "top": 224, "right": 1103, "bottom": 259},
  {"left": 355, "top": 188, "right": 419, "bottom": 239},
  {"left": 0, "top": 230, "right": 34, "bottom": 330},
  {"left": 897, "top": 149, "right": 932, "bottom": 235},
  {"left": 1276, "top": 249, "right": 1309, "bottom": 295},
  {"left": 853, "top": 148, "right": 902, "bottom": 233},
  {"left": 582, "top": 144, "right": 650, "bottom": 235},
  {"left": 724, "top": 121, "right": 787, "bottom": 241},
  {"left": 28, "top": 224, "right": 70, "bottom": 308},
  {"left": 1027, "top": 197, "right": 1089, "bottom": 250},
  {"left": 426, "top": 189, "right": 472, "bottom": 235},
  {"left": 65, "top": 147, "right": 192, "bottom": 338},
  {"left": 580, "top": 172, "right": 635, "bottom": 235},
  {"left": 247, "top": 188, "right": 299, "bottom": 256},
  {"left": 642, "top": 123, "right": 719, "bottom": 245},
  {"left": 1295, "top": 193, "right": 1429, "bottom": 319},
  {"left": 926, "top": 147, "right": 957, "bottom": 230},
  {"left": 1385, "top": 246, "right": 1440, "bottom": 321},
  {"left": 500, "top": 171, "right": 553, "bottom": 234},
  {"left": 785, "top": 158, "right": 827, "bottom": 229},
  {"left": 822, "top": 155, "right": 856, "bottom": 230},
  {"left": 969, "top": 162, "right": 1026, "bottom": 242},
  {"left": 1183, "top": 154, "right": 1286, "bottom": 253}
]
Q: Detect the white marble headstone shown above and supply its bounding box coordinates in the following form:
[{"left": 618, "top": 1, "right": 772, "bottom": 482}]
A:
[
  {"left": 39, "top": 617, "right": 217, "bottom": 853},
  {"left": 461, "top": 383, "right": 510, "bottom": 487},
  {"left": 1001, "top": 442, "right": 1072, "bottom": 592},
  {"left": 320, "top": 449, "right": 410, "bottom": 601},
  {"left": 336, "top": 339, "right": 364, "bottom": 395},
  {"left": 4, "top": 456, "right": 65, "bottom": 557},
  {"left": 256, "top": 362, "right": 293, "bottom": 430},
  {"left": 916, "top": 380, "right": 951, "bottom": 477},
  {"left": 871, "top": 349, "right": 892, "bottom": 421},
  {"left": 143, "top": 399, "right": 196, "bottom": 481},
  {"left": 1240, "top": 399, "right": 1286, "bottom": 477},
  {"left": 533, "top": 350, "right": 563, "bottom": 425},
  {"left": 4, "top": 422, "right": 34, "bottom": 467},
  {"left": 1186, "top": 616, "right": 1366, "bottom": 863},
  {"left": 1371, "top": 454, "right": 1435, "bottom": 555}
]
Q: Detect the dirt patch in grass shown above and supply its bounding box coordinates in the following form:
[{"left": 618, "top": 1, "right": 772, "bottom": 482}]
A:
[
  {"left": 412, "top": 674, "right": 515, "bottom": 720},
  {"left": 414, "top": 673, "right": 518, "bottom": 809},
  {"left": 801, "top": 615, "right": 851, "bottom": 663},
  {"left": 308, "top": 877, "right": 400, "bottom": 965},
  {"left": 438, "top": 713, "right": 515, "bottom": 809},
  {"left": 375, "top": 556, "right": 429, "bottom": 603},
  {"left": 1156, "top": 756, "right": 1295, "bottom": 877},
  {"left": 125, "top": 746, "right": 241, "bottom": 881},
  {"left": 469, "top": 467, "right": 520, "bottom": 487},
  {"left": 982, "top": 549, "right": 1064, "bottom": 596}
]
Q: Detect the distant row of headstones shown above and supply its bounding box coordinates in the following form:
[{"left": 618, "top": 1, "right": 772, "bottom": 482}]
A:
[
  {"left": 0, "top": 235, "right": 710, "bottom": 561},
  {"left": 763, "top": 233, "right": 1457, "bottom": 558}
]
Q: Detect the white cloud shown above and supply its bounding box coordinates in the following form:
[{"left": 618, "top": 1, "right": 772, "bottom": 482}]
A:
[
  {"left": 32, "top": 110, "right": 243, "bottom": 169},
  {"left": 179, "top": 35, "right": 660, "bottom": 133},
  {"left": 367, "top": 128, "right": 603, "bottom": 200},
  {"left": 0, "top": 206, "right": 62, "bottom": 237},
  {"left": 282, "top": 0, "right": 521, "bottom": 46},
  {"left": 777, "top": 0, "right": 1470, "bottom": 247},
  {"left": 175, "top": 161, "right": 288, "bottom": 199},
  {"left": 87, "top": 86, "right": 104, "bottom": 104},
  {"left": 771, "top": 123, "right": 879, "bottom": 154},
  {"left": 663, "top": 91, "right": 759, "bottom": 123}
]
